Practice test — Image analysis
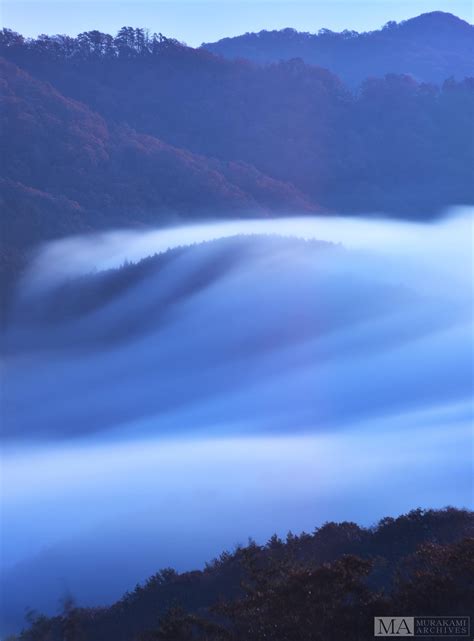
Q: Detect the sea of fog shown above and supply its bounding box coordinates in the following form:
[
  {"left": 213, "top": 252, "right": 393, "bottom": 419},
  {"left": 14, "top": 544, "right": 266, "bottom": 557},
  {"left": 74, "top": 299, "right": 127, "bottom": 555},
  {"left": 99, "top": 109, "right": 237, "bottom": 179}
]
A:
[{"left": 1, "top": 210, "right": 473, "bottom": 634}]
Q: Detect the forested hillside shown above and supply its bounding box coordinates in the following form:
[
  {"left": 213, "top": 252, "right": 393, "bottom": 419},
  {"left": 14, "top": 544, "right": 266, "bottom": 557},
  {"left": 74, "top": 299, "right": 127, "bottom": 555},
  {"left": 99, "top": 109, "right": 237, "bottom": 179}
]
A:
[
  {"left": 1, "top": 17, "right": 473, "bottom": 295},
  {"left": 203, "top": 11, "right": 474, "bottom": 86},
  {"left": 11, "top": 508, "right": 474, "bottom": 641}
]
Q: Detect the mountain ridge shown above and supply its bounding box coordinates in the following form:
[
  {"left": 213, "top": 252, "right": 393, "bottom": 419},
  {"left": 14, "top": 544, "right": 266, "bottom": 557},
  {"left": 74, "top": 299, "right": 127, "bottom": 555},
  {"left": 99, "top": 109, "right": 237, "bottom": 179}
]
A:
[
  {"left": 202, "top": 11, "right": 474, "bottom": 85},
  {"left": 1, "top": 16, "right": 473, "bottom": 296}
]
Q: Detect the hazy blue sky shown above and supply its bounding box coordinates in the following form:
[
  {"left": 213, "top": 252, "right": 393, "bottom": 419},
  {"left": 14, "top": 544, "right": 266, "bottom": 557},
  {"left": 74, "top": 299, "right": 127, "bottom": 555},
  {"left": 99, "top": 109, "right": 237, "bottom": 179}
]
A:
[{"left": 2, "top": 0, "right": 472, "bottom": 46}]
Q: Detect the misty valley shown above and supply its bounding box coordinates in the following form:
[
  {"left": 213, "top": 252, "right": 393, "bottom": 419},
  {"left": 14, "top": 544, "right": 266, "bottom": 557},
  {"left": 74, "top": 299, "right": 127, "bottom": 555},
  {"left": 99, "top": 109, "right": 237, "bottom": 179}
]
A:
[
  {"left": 0, "top": 7, "right": 473, "bottom": 641},
  {"left": 2, "top": 213, "right": 473, "bottom": 638}
]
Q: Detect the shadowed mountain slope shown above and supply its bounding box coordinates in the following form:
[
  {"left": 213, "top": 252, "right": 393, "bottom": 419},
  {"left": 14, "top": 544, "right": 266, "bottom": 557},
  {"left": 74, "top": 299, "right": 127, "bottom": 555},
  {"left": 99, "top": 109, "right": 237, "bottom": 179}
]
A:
[
  {"left": 0, "top": 57, "right": 316, "bottom": 293},
  {"left": 1, "top": 28, "right": 472, "bottom": 226},
  {"left": 1, "top": 19, "right": 473, "bottom": 297}
]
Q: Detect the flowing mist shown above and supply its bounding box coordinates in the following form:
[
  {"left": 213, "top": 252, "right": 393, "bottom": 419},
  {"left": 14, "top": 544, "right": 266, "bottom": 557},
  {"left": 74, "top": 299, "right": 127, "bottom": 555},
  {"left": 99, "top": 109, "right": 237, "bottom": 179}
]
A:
[{"left": 1, "top": 210, "right": 472, "bottom": 634}]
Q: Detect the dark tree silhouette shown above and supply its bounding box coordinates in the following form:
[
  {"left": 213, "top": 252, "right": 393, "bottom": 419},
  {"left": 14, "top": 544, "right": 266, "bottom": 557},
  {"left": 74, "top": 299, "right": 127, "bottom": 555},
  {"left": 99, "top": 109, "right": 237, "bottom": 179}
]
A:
[{"left": 10, "top": 508, "right": 474, "bottom": 641}]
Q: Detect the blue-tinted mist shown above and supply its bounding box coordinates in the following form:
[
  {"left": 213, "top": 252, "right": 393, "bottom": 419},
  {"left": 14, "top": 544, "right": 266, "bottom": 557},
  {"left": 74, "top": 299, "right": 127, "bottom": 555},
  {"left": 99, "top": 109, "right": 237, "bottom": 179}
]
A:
[{"left": 0, "top": 210, "right": 472, "bottom": 635}]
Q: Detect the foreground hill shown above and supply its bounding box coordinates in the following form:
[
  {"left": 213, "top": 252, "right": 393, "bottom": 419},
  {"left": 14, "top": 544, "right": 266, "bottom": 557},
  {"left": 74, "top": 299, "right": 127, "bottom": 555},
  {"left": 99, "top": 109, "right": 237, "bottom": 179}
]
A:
[
  {"left": 203, "top": 12, "right": 474, "bottom": 86},
  {"left": 11, "top": 508, "right": 474, "bottom": 641}
]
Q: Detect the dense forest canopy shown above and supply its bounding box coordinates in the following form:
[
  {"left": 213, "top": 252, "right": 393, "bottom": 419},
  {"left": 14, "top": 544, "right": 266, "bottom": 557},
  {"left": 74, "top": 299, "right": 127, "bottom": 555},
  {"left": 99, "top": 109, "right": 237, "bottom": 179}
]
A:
[
  {"left": 0, "top": 26, "right": 186, "bottom": 59},
  {"left": 10, "top": 508, "right": 474, "bottom": 641},
  {"left": 1, "top": 14, "right": 473, "bottom": 298}
]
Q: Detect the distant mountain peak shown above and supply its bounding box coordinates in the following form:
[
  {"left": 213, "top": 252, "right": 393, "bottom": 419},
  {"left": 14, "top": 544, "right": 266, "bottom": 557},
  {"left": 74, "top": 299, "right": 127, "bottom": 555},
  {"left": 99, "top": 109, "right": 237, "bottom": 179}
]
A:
[
  {"left": 398, "top": 10, "right": 473, "bottom": 32},
  {"left": 403, "top": 10, "right": 470, "bottom": 24},
  {"left": 202, "top": 11, "right": 473, "bottom": 85}
]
